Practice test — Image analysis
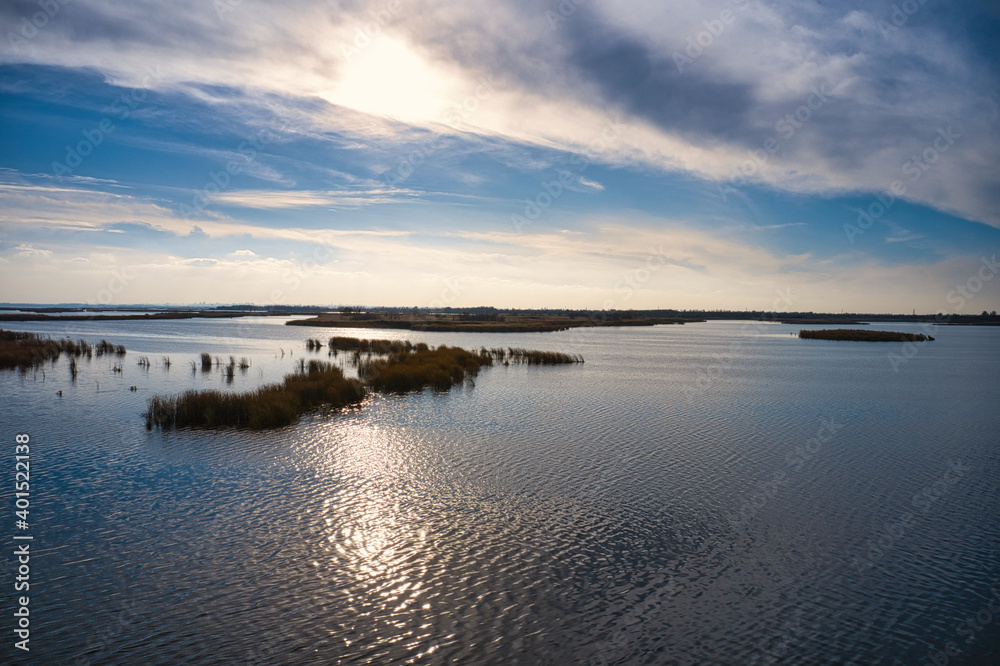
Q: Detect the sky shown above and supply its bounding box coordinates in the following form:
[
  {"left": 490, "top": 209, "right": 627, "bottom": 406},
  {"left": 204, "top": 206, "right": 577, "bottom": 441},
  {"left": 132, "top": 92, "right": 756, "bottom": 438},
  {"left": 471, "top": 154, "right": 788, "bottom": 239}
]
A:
[{"left": 0, "top": 0, "right": 998, "bottom": 313}]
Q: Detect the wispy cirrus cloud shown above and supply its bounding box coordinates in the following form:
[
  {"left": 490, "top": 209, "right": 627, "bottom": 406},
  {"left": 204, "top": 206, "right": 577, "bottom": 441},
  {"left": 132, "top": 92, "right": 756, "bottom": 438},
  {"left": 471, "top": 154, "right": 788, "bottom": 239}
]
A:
[{"left": 209, "top": 188, "right": 420, "bottom": 209}]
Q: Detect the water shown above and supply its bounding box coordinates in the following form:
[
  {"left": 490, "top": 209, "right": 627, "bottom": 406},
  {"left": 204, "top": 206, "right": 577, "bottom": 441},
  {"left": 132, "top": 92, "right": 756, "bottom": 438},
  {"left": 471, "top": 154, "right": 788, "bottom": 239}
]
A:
[{"left": 1, "top": 318, "right": 998, "bottom": 664}]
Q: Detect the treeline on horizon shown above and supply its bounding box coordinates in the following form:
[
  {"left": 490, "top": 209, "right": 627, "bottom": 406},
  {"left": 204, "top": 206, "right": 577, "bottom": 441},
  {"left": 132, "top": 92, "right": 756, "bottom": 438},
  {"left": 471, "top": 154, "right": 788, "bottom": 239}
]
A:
[{"left": 200, "top": 306, "right": 1000, "bottom": 322}]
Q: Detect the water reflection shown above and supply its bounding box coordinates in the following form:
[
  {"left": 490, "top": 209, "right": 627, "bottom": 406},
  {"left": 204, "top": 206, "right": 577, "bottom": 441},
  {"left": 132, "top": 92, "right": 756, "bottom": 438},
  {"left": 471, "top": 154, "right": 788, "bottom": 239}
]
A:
[{"left": 2, "top": 320, "right": 998, "bottom": 663}]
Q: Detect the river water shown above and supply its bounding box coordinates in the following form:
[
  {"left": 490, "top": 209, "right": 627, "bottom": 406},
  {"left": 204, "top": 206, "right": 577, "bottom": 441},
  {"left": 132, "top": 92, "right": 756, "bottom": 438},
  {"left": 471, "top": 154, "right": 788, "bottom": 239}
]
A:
[{"left": 1, "top": 317, "right": 998, "bottom": 664}]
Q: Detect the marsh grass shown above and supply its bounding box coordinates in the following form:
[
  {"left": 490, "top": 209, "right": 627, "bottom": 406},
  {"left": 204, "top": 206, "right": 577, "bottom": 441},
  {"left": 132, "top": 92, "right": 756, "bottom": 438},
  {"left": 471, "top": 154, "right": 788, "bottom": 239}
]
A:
[
  {"left": 799, "top": 329, "right": 934, "bottom": 342},
  {"left": 95, "top": 340, "right": 126, "bottom": 356},
  {"left": 200, "top": 353, "right": 213, "bottom": 371},
  {"left": 145, "top": 360, "right": 365, "bottom": 430},
  {"left": 328, "top": 337, "right": 426, "bottom": 355},
  {"left": 358, "top": 345, "right": 492, "bottom": 393},
  {"left": 222, "top": 356, "right": 237, "bottom": 383},
  {"left": 0, "top": 330, "right": 127, "bottom": 372},
  {"left": 145, "top": 338, "right": 584, "bottom": 430},
  {"left": 482, "top": 347, "right": 584, "bottom": 365}
]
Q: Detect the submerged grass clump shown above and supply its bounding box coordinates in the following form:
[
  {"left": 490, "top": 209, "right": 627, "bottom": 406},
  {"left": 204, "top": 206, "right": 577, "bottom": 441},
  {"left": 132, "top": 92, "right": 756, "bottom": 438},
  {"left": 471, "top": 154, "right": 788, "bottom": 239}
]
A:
[
  {"left": 145, "top": 360, "right": 365, "bottom": 430},
  {"left": 328, "top": 337, "right": 426, "bottom": 355},
  {"left": 145, "top": 338, "right": 584, "bottom": 430},
  {"left": 481, "top": 347, "right": 584, "bottom": 365},
  {"left": 799, "top": 329, "right": 934, "bottom": 342},
  {"left": 95, "top": 340, "right": 126, "bottom": 356}
]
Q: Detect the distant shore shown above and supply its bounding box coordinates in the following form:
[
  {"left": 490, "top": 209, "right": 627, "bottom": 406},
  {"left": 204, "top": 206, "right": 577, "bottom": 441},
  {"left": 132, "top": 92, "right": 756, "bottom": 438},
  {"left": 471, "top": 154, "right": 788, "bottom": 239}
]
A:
[
  {"left": 1, "top": 305, "right": 997, "bottom": 327},
  {"left": 0, "top": 310, "right": 293, "bottom": 322},
  {"left": 286, "top": 313, "right": 703, "bottom": 333}
]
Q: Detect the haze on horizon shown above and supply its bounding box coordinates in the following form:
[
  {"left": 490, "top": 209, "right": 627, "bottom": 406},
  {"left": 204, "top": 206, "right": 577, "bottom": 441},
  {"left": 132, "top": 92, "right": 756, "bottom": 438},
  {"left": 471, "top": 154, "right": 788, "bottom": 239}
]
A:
[{"left": 1, "top": 0, "right": 998, "bottom": 313}]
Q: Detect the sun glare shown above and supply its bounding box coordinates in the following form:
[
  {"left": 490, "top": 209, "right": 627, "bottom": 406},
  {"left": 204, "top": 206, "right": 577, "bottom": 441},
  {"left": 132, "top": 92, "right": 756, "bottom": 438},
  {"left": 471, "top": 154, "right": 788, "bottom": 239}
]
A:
[{"left": 325, "top": 36, "right": 459, "bottom": 124}]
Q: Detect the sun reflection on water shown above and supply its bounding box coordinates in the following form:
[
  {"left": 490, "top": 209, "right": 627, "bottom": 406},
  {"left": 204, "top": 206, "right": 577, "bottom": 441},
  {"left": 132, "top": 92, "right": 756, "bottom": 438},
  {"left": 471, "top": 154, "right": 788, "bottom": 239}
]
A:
[{"left": 312, "top": 419, "right": 440, "bottom": 655}]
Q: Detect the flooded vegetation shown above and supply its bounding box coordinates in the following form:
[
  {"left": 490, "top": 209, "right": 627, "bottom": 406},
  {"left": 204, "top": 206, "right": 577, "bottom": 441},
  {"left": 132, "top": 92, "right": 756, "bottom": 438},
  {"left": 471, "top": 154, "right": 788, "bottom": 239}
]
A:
[
  {"left": 358, "top": 345, "right": 490, "bottom": 393},
  {"left": 327, "top": 336, "right": 427, "bottom": 354},
  {"left": 481, "top": 347, "right": 584, "bottom": 365},
  {"left": 145, "top": 338, "right": 584, "bottom": 430},
  {"left": 0, "top": 330, "right": 127, "bottom": 371},
  {"left": 799, "top": 329, "right": 935, "bottom": 342},
  {"left": 95, "top": 339, "right": 127, "bottom": 356},
  {"left": 144, "top": 360, "right": 365, "bottom": 430}
]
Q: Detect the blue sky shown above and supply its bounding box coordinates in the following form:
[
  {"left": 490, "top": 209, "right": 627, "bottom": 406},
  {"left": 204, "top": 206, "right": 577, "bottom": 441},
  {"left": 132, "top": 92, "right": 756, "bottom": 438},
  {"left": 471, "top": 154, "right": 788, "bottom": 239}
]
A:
[{"left": 1, "top": 0, "right": 998, "bottom": 312}]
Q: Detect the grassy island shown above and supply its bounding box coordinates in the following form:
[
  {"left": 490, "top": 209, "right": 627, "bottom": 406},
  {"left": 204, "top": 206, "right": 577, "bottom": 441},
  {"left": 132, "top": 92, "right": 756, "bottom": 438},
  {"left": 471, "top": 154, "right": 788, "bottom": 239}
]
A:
[
  {"left": 144, "top": 360, "right": 366, "bottom": 430},
  {"left": 145, "top": 338, "right": 583, "bottom": 430},
  {"left": 798, "top": 329, "right": 934, "bottom": 342}
]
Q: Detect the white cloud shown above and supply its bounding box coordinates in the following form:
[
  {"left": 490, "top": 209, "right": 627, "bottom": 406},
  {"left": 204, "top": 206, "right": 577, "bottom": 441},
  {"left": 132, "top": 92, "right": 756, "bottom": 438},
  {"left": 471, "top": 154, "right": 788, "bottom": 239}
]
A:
[
  {"left": 15, "top": 244, "right": 52, "bottom": 257},
  {"left": 3, "top": 0, "right": 995, "bottom": 227}
]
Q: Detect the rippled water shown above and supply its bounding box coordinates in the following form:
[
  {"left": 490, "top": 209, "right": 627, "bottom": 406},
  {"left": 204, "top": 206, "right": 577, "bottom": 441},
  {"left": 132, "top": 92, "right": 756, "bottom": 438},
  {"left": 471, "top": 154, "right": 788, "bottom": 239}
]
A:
[{"left": 1, "top": 318, "right": 998, "bottom": 664}]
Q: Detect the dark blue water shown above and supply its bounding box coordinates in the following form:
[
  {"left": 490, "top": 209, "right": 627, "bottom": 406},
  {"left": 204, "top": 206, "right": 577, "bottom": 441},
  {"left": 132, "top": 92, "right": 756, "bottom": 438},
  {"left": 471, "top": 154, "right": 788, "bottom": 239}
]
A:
[{"left": 1, "top": 318, "right": 998, "bottom": 664}]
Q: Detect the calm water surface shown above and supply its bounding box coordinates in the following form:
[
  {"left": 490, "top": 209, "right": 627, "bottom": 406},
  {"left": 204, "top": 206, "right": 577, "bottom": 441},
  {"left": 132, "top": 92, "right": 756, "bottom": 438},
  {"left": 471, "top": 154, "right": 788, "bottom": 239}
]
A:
[{"left": 1, "top": 318, "right": 998, "bottom": 664}]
